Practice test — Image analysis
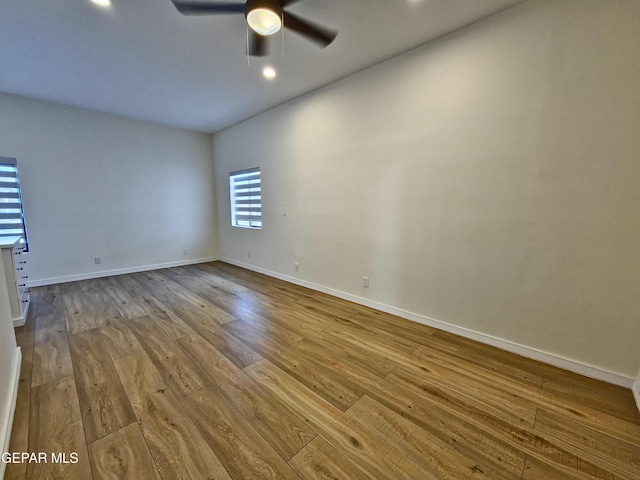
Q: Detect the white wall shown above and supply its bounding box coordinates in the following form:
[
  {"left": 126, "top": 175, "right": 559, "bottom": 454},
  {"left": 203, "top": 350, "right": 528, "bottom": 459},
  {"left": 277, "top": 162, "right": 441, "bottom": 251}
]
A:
[
  {"left": 0, "top": 258, "right": 19, "bottom": 473},
  {"left": 213, "top": 0, "right": 640, "bottom": 380},
  {"left": 0, "top": 93, "right": 219, "bottom": 284},
  {"left": 635, "top": 368, "right": 640, "bottom": 412}
]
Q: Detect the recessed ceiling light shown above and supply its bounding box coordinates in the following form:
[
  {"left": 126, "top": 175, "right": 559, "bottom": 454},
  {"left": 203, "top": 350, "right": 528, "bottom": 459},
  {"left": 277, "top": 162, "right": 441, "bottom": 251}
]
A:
[
  {"left": 91, "top": 0, "right": 111, "bottom": 7},
  {"left": 263, "top": 66, "right": 276, "bottom": 79}
]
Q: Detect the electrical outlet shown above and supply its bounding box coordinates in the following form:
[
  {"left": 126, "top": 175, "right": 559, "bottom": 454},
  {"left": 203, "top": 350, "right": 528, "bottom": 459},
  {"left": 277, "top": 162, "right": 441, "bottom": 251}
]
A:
[
  {"left": 183, "top": 248, "right": 189, "bottom": 255},
  {"left": 363, "top": 276, "right": 369, "bottom": 288},
  {"left": 94, "top": 257, "right": 101, "bottom": 265},
  {"left": 295, "top": 262, "right": 299, "bottom": 272},
  {"left": 248, "top": 251, "right": 252, "bottom": 258},
  {"left": 283, "top": 207, "right": 288, "bottom": 216}
]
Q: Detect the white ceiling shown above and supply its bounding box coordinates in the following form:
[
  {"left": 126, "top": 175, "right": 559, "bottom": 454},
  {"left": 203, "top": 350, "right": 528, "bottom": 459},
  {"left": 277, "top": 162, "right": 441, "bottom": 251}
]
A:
[{"left": 0, "top": 0, "right": 523, "bottom": 133}]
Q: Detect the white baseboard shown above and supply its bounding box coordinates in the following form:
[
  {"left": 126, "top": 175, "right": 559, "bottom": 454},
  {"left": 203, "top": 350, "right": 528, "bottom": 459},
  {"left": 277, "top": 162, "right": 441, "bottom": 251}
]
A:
[
  {"left": 27, "top": 256, "right": 219, "bottom": 287},
  {"left": 221, "top": 257, "right": 635, "bottom": 389},
  {"left": 633, "top": 380, "right": 640, "bottom": 414},
  {"left": 0, "top": 346, "right": 22, "bottom": 480},
  {"left": 12, "top": 299, "right": 28, "bottom": 328},
  {"left": 12, "top": 318, "right": 25, "bottom": 328}
]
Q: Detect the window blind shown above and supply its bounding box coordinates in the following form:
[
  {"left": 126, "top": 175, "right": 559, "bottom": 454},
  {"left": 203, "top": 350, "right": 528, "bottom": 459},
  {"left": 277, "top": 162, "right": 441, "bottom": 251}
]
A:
[
  {"left": 0, "top": 157, "right": 29, "bottom": 249},
  {"left": 230, "top": 168, "right": 262, "bottom": 228}
]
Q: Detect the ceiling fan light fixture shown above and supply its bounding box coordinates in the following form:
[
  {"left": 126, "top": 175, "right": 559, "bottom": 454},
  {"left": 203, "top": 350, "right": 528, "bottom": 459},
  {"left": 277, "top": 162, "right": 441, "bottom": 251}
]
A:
[{"left": 247, "top": 7, "right": 282, "bottom": 36}]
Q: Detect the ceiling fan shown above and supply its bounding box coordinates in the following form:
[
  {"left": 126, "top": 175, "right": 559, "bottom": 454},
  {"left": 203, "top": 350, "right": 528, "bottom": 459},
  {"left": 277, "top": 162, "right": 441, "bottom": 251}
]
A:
[{"left": 171, "top": 0, "right": 338, "bottom": 57}]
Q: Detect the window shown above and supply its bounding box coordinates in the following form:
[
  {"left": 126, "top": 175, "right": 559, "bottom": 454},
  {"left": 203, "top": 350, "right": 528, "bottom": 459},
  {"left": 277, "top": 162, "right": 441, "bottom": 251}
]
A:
[
  {"left": 0, "top": 157, "right": 29, "bottom": 250},
  {"left": 230, "top": 168, "right": 262, "bottom": 229}
]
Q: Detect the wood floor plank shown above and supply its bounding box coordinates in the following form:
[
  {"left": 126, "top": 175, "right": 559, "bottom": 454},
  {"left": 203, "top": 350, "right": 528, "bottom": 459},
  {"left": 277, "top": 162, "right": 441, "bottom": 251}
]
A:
[
  {"left": 76, "top": 384, "right": 135, "bottom": 445},
  {"left": 175, "top": 334, "right": 316, "bottom": 461},
  {"left": 304, "top": 305, "right": 421, "bottom": 355},
  {"left": 171, "top": 264, "right": 250, "bottom": 295},
  {"left": 521, "top": 455, "right": 613, "bottom": 480},
  {"left": 431, "top": 329, "right": 559, "bottom": 386},
  {"left": 31, "top": 313, "right": 73, "bottom": 387},
  {"left": 63, "top": 292, "right": 99, "bottom": 335},
  {"left": 536, "top": 388, "right": 640, "bottom": 447},
  {"left": 355, "top": 370, "right": 527, "bottom": 479},
  {"left": 128, "top": 316, "right": 212, "bottom": 397},
  {"left": 160, "top": 266, "right": 251, "bottom": 318},
  {"left": 226, "top": 319, "right": 363, "bottom": 411},
  {"left": 392, "top": 364, "right": 538, "bottom": 427},
  {"left": 295, "top": 294, "right": 361, "bottom": 321},
  {"left": 174, "top": 309, "right": 263, "bottom": 369},
  {"left": 245, "top": 359, "right": 439, "bottom": 480},
  {"left": 98, "top": 318, "right": 145, "bottom": 360},
  {"left": 542, "top": 374, "right": 640, "bottom": 425},
  {"left": 69, "top": 329, "right": 120, "bottom": 388},
  {"left": 414, "top": 343, "right": 640, "bottom": 444},
  {"left": 127, "top": 315, "right": 176, "bottom": 361},
  {"left": 197, "top": 263, "right": 284, "bottom": 303},
  {"left": 323, "top": 324, "right": 419, "bottom": 366},
  {"left": 183, "top": 384, "right": 302, "bottom": 479},
  {"left": 110, "top": 273, "right": 172, "bottom": 316},
  {"left": 286, "top": 312, "right": 399, "bottom": 377},
  {"left": 111, "top": 274, "right": 198, "bottom": 338},
  {"left": 385, "top": 368, "right": 616, "bottom": 480},
  {"left": 154, "top": 269, "right": 246, "bottom": 312},
  {"left": 132, "top": 270, "right": 236, "bottom": 326},
  {"left": 35, "top": 284, "right": 63, "bottom": 316},
  {"left": 279, "top": 338, "right": 401, "bottom": 415},
  {"left": 254, "top": 303, "right": 330, "bottom": 339},
  {"left": 534, "top": 408, "right": 640, "bottom": 479},
  {"left": 113, "top": 352, "right": 232, "bottom": 480},
  {"left": 327, "top": 326, "right": 538, "bottom": 428},
  {"left": 291, "top": 338, "right": 392, "bottom": 384},
  {"left": 347, "top": 311, "right": 436, "bottom": 345},
  {"left": 414, "top": 342, "right": 543, "bottom": 390},
  {"left": 58, "top": 279, "right": 103, "bottom": 296},
  {"left": 68, "top": 329, "right": 135, "bottom": 443},
  {"left": 112, "top": 352, "right": 166, "bottom": 396},
  {"left": 235, "top": 308, "right": 305, "bottom": 346},
  {"left": 145, "top": 310, "right": 195, "bottom": 341},
  {"left": 415, "top": 335, "right": 544, "bottom": 388},
  {"left": 96, "top": 277, "right": 150, "bottom": 319},
  {"left": 88, "top": 423, "right": 162, "bottom": 480},
  {"left": 183, "top": 262, "right": 290, "bottom": 318},
  {"left": 91, "top": 304, "right": 126, "bottom": 330},
  {"left": 27, "top": 376, "right": 93, "bottom": 480},
  {"left": 347, "top": 395, "right": 512, "bottom": 480},
  {"left": 288, "top": 436, "right": 371, "bottom": 480},
  {"left": 58, "top": 281, "right": 83, "bottom": 296}
]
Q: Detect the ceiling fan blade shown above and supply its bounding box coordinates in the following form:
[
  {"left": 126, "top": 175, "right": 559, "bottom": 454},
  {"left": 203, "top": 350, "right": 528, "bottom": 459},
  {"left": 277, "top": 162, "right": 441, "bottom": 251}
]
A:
[
  {"left": 249, "top": 31, "right": 269, "bottom": 57},
  {"left": 171, "top": 1, "right": 245, "bottom": 15},
  {"left": 282, "top": 11, "right": 337, "bottom": 48}
]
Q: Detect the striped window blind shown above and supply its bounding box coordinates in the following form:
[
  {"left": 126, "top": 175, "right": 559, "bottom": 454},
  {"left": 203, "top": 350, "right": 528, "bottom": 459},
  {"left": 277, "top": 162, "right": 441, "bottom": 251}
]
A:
[
  {"left": 230, "top": 168, "right": 262, "bottom": 229},
  {"left": 0, "top": 157, "right": 29, "bottom": 250}
]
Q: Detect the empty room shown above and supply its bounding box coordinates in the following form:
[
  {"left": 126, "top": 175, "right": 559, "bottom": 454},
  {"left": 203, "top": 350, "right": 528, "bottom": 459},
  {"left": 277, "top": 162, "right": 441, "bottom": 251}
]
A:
[{"left": 1, "top": 0, "right": 639, "bottom": 479}]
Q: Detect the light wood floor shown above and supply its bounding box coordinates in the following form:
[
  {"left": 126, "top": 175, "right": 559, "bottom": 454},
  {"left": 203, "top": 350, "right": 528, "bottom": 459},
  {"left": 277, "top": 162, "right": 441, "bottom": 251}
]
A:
[{"left": 6, "top": 262, "right": 640, "bottom": 479}]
